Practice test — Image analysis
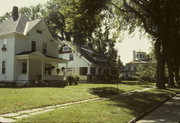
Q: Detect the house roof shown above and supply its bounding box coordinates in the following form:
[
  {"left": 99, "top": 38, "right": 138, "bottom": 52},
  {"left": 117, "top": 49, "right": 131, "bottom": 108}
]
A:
[
  {"left": 126, "top": 60, "right": 153, "bottom": 65},
  {"left": 24, "top": 19, "right": 41, "bottom": 34},
  {"left": 16, "top": 51, "right": 34, "bottom": 55},
  {"left": 78, "top": 47, "right": 110, "bottom": 66},
  {"left": 0, "top": 14, "right": 45, "bottom": 37},
  {"left": 16, "top": 51, "right": 68, "bottom": 63},
  {"left": 0, "top": 14, "right": 29, "bottom": 35},
  {"left": 60, "top": 41, "right": 110, "bottom": 66}
]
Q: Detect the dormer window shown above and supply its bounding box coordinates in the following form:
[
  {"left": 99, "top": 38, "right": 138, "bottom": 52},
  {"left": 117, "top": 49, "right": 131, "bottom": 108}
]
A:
[
  {"left": 36, "top": 29, "right": 43, "bottom": 34},
  {"left": 63, "top": 46, "right": 70, "bottom": 52}
]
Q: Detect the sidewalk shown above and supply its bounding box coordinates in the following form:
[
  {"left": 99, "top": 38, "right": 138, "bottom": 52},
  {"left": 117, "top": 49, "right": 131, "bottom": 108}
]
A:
[{"left": 137, "top": 94, "right": 180, "bottom": 123}]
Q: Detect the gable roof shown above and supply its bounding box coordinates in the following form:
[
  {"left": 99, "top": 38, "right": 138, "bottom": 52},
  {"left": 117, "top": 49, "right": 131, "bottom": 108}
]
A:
[
  {"left": 0, "top": 14, "right": 29, "bottom": 35},
  {"left": 16, "top": 51, "right": 68, "bottom": 63},
  {"left": 0, "top": 14, "right": 50, "bottom": 38},
  {"left": 59, "top": 41, "right": 110, "bottom": 66},
  {"left": 24, "top": 19, "right": 41, "bottom": 34},
  {"left": 79, "top": 47, "right": 110, "bottom": 66}
]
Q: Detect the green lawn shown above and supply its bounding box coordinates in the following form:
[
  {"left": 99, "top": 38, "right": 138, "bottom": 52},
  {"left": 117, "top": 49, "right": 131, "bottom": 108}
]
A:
[
  {"left": 16, "top": 89, "right": 177, "bottom": 123},
  {"left": 0, "top": 81, "right": 153, "bottom": 114}
]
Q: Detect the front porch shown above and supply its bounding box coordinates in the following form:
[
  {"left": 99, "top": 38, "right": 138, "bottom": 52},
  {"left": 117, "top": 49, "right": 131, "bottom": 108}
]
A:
[{"left": 16, "top": 52, "right": 68, "bottom": 84}]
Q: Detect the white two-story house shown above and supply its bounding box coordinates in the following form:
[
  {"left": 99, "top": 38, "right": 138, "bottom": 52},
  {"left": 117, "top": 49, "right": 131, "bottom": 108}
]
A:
[
  {"left": 0, "top": 7, "right": 68, "bottom": 86},
  {"left": 59, "top": 41, "right": 111, "bottom": 82},
  {"left": 122, "top": 50, "right": 153, "bottom": 79}
]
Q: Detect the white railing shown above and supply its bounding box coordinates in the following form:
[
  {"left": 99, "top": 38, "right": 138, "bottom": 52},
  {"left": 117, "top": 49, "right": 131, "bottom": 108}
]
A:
[
  {"left": 43, "top": 75, "right": 65, "bottom": 80},
  {"left": 17, "top": 74, "right": 28, "bottom": 80}
]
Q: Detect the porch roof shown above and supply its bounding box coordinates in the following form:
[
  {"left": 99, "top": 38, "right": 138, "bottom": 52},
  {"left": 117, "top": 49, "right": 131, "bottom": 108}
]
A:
[{"left": 16, "top": 51, "right": 68, "bottom": 63}]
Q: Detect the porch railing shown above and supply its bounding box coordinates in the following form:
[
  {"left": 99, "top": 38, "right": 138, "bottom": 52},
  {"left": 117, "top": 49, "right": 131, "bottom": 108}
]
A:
[{"left": 43, "top": 75, "right": 65, "bottom": 80}]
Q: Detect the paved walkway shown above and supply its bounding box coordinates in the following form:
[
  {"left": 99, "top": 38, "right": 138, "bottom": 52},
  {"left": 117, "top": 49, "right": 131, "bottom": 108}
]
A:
[{"left": 137, "top": 94, "right": 180, "bottom": 123}]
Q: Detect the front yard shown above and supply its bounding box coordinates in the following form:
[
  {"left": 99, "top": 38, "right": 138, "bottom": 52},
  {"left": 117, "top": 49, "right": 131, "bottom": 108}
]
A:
[
  {"left": 16, "top": 89, "right": 178, "bottom": 123},
  {"left": 0, "top": 81, "right": 153, "bottom": 114},
  {"left": 0, "top": 81, "right": 178, "bottom": 122}
]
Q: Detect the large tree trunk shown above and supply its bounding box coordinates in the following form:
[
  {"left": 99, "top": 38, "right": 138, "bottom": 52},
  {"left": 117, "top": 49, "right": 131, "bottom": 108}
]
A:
[
  {"left": 155, "top": 40, "right": 166, "bottom": 89},
  {"left": 167, "top": 57, "right": 175, "bottom": 87},
  {"left": 174, "top": 60, "right": 180, "bottom": 85}
]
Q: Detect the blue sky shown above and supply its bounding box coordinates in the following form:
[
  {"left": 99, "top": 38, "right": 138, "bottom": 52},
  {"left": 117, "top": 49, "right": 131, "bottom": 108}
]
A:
[{"left": 0, "top": 0, "right": 152, "bottom": 64}]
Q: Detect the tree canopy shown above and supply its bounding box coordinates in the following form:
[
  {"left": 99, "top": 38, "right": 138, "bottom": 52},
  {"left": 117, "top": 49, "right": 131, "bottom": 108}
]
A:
[{"left": 0, "top": 0, "right": 179, "bottom": 87}]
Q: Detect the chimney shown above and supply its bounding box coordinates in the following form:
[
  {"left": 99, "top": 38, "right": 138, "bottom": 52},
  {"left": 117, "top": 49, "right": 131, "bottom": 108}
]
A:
[
  {"left": 12, "top": 6, "right": 19, "bottom": 21},
  {"left": 133, "top": 50, "right": 136, "bottom": 61}
]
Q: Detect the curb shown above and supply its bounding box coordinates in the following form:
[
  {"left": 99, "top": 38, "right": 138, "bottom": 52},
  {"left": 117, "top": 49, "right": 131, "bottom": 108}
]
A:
[{"left": 128, "top": 92, "right": 177, "bottom": 123}]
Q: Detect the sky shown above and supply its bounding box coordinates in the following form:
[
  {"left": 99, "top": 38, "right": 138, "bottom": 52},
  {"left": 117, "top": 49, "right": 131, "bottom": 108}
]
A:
[
  {"left": 115, "top": 30, "right": 152, "bottom": 64},
  {"left": 0, "top": 0, "right": 152, "bottom": 64}
]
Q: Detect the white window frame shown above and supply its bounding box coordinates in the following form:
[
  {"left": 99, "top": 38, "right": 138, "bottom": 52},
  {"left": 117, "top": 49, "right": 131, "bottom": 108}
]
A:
[
  {"left": 63, "top": 46, "right": 70, "bottom": 52},
  {"left": 22, "top": 62, "right": 27, "bottom": 74},
  {"left": 69, "top": 53, "right": 74, "bottom": 60},
  {"left": 2, "top": 60, "right": 6, "bottom": 75},
  {"left": 2, "top": 39, "right": 7, "bottom": 48},
  {"left": 42, "top": 43, "right": 47, "bottom": 54}
]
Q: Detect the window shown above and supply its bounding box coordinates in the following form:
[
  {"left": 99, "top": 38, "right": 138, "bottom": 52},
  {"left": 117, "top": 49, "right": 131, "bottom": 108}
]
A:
[
  {"left": 140, "top": 54, "right": 142, "bottom": 58},
  {"left": 63, "top": 46, "right": 70, "bottom": 52},
  {"left": 22, "top": 63, "right": 27, "bottom": 74},
  {"left": 69, "top": 54, "right": 74, "bottom": 60},
  {"left": 2, "top": 39, "right": 7, "bottom": 51},
  {"left": 80, "top": 67, "right": 87, "bottom": 75},
  {"left": 31, "top": 41, "right": 36, "bottom": 51},
  {"left": 36, "top": 29, "right": 43, "bottom": 34},
  {"left": 2, "top": 61, "right": 6, "bottom": 74},
  {"left": 42, "top": 43, "right": 47, "bottom": 54},
  {"left": 90, "top": 67, "right": 96, "bottom": 75},
  {"left": 98, "top": 68, "right": 102, "bottom": 75},
  {"left": 104, "top": 69, "right": 110, "bottom": 75},
  {"left": 45, "top": 64, "right": 52, "bottom": 75}
]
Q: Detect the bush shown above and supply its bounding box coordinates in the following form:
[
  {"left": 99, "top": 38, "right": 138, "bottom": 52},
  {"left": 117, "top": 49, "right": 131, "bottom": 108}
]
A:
[
  {"left": 67, "top": 75, "right": 80, "bottom": 85},
  {"left": 74, "top": 75, "right": 80, "bottom": 85},
  {"left": 27, "top": 80, "right": 68, "bottom": 87}
]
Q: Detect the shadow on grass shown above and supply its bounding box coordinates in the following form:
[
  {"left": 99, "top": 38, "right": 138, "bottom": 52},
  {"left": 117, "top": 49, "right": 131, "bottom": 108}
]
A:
[
  {"left": 89, "top": 87, "right": 174, "bottom": 117},
  {"left": 89, "top": 87, "right": 126, "bottom": 97},
  {"left": 0, "top": 86, "right": 66, "bottom": 89},
  {"left": 120, "top": 81, "right": 154, "bottom": 86}
]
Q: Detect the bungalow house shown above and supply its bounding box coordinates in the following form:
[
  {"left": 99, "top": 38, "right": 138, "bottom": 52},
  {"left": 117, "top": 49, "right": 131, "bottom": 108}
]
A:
[
  {"left": 0, "top": 7, "right": 68, "bottom": 86},
  {"left": 59, "top": 41, "right": 111, "bottom": 82}
]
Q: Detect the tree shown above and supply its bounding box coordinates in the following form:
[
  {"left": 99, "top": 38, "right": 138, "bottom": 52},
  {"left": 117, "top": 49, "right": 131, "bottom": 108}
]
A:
[
  {"left": 111, "top": 0, "right": 180, "bottom": 89},
  {"left": 0, "top": 12, "right": 11, "bottom": 22},
  {"left": 0, "top": 0, "right": 123, "bottom": 80}
]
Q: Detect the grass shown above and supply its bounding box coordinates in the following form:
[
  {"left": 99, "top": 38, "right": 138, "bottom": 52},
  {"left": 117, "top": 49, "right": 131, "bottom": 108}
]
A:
[
  {"left": 16, "top": 88, "right": 177, "bottom": 123},
  {"left": 0, "top": 81, "right": 154, "bottom": 114}
]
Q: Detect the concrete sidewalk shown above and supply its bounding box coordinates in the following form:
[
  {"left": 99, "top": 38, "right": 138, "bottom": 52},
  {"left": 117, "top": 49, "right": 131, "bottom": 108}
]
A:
[{"left": 137, "top": 94, "right": 180, "bottom": 123}]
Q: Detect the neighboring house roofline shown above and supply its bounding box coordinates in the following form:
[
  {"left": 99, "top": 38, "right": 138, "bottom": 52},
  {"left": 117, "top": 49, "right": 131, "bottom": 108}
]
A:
[{"left": 59, "top": 41, "right": 110, "bottom": 66}]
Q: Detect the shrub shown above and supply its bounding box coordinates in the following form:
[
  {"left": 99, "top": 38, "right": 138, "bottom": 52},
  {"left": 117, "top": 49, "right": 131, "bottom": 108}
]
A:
[
  {"left": 74, "top": 75, "right": 80, "bottom": 85},
  {"left": 67, "top": 75, "right": 80, "bottom": 85}
]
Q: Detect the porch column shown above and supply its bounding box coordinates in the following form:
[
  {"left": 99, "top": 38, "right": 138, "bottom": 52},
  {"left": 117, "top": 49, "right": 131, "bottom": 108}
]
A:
[
  {"left": 27, "top": 59, "right": 29, "bottom": 80},
  {"left": 63, "top": 63, "right": 67, "bottom": 80},
  {"left": 41, "top": 60, "right": 44, "bottom": 80},
  {"left": 87, "top": 67, "right": 91, "bottom": 75}
]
